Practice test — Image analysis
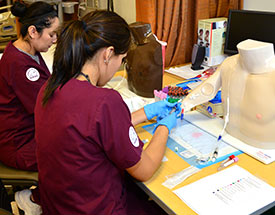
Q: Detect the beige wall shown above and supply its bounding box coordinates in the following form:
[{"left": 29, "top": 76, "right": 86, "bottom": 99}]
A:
[
  {"left": 243, "top": 0, "right": 275, "bottom": 12},
  {"left": 114, "top": 0, "right": 136, "bottom": 24}
]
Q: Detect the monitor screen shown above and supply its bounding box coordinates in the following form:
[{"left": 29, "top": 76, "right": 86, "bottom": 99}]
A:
[{"left": 224, "top": 9, "right": 275, "bottom": 55}]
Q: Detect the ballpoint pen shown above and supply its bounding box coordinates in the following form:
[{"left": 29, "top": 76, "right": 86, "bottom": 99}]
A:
[
  {"left": 211, "top": 97, "right": 230, "bottom": 162},
  {"left": 211, "top": 135, "right": 222, "bottom": 162},
  {"left": 217, "top": 157, "right": 238, "bottom": 171}
]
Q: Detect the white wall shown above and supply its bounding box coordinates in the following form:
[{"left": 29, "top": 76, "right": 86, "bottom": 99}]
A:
[
  {"left": 243, "top": 0, "right": 275, "bottom": 12},
  {"left": 78, "top": 0, "right": 136, "bottom": 24}
]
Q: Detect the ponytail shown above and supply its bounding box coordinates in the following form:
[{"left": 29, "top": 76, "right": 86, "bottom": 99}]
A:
[
  {"left": 42, "top": 20, "right": 90, "bottom": 106},
  {"left": 42, "top": 10, "right": 131, "bottom": 106}
]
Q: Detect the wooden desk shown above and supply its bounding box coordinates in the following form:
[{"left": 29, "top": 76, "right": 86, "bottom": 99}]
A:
[{"left": 126, "top": 71, "right": 275, "bottom": 215}]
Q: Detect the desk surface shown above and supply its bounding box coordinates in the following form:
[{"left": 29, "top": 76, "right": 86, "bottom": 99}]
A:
[{"left": 118, "top": 71, "right": 275, "bottom": 215}]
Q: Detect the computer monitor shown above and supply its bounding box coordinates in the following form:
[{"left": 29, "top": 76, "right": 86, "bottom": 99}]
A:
[{"left": 224, "top": 9, "right": 275, "bottom": 55}]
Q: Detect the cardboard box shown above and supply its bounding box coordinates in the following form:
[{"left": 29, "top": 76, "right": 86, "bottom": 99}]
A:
[{"left": 197, "top": 17, "right": 227, "bottom": 66}]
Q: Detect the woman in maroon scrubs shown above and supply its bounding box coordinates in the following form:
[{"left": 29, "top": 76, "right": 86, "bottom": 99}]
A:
[
  {"left": 35, "top": 10, "right": 181, "bottom": 215},
  {"left": 0, "top": 1, "right": 59, "bottom": 215}
]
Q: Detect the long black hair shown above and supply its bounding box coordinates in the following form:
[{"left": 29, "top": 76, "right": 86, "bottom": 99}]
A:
[
  {"left": 11, "top": 1, "right": 58, "bottom": 37},
  {"left": 42, "top": 10, "right": 131, "bottom": 106}
]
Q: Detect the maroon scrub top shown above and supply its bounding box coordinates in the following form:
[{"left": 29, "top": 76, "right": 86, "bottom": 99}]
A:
[
  {"left": 35, "top": 79, "right": 144, "bottom": 215},
  {"left": 0, "top": 42, "right": 50, "bottom": 170}
]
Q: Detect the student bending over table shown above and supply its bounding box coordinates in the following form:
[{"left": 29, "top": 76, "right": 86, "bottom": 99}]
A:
[
  {"left": 34, "top": 10, "right": 181, "bottom": 215},
  {"left": 0, "top": 1, "right": 59, "bottom": 215}
]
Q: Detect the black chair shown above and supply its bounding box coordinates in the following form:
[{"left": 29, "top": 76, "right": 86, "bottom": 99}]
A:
[
  {"left": 0, "top": 162, "right": 38, "bottom": 214},
  {"left": 1, "top": 178, "right": 12, "bottom": 214}
]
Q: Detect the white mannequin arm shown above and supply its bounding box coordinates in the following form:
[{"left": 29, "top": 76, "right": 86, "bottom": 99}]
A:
[{"left": 182, "top": 68, "right": 222, "bottom": 111}]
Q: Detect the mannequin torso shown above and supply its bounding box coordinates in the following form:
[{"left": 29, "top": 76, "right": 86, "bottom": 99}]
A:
[{"left": 221, "top": 40, "right": 275, "bottom": 149}]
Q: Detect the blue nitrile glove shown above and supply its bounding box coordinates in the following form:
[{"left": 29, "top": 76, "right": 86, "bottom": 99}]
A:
[
  {"left": 156, "top": 101, "right": 182, "bottom": 121},
  {"left": 144, "top": 99, "right": 179, "bottom": 120},
  {"left": 153, "top": 104, "right": 182, "bottom": 134}
]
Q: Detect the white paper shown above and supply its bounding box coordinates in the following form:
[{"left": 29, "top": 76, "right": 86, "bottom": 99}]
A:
[
  {"left": 105, "top": 76, "right": 155, "bottom": 112},
  {"left": 173, "top": 165, "right": 275, "bottom": 215},
  {"left": 165, "top": 64, "right": 209, "bottom": 79},
  {"left": 41, "top": 44, "right": 55, "bottom": 73}
]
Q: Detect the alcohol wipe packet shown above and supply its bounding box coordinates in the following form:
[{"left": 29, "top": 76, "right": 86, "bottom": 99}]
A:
[{"left": 162, "top": 166, "right": 201, "bottom": 189}]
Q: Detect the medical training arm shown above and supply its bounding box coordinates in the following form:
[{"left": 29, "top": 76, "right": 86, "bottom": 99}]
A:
[{"left": 182, "top": 68, "right": 222, "bottom": 111}]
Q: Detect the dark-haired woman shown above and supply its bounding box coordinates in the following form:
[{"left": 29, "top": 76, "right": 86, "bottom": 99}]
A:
[
  {"left": 35, "top": 10, "right": 180, "bottom": 215},
  {"left": 0, "top": 1, "right": 59, "bottom": 214}
]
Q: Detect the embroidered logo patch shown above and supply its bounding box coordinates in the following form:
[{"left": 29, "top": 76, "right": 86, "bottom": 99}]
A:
[
  {"left": 26, "top": 68, "right": 40, "bottom": 81},
  {"left": 129, "top": 126, "right": 139, "bottom": 147}
]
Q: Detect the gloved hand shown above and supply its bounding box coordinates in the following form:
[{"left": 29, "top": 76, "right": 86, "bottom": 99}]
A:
[
  {"left": 144, "top": 99, "right": 179, "bottom": 120},
  {"left": 153, "top": 104, "right": 181, "bottom": 134}
]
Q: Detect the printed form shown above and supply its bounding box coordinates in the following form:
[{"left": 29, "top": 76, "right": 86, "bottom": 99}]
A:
[{"left": 173, "top": 165, "right": 275, "bottom": 215}]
